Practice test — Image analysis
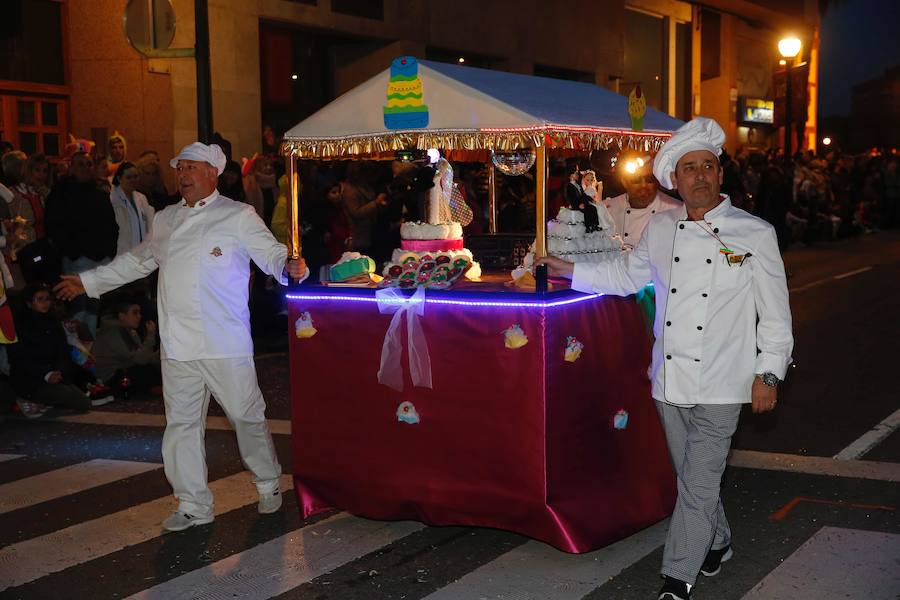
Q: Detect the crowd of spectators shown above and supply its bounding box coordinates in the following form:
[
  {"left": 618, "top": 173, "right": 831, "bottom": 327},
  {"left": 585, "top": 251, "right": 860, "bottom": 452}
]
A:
[{"left": 0, "top": 129, "right": 896, "bottom": 420}]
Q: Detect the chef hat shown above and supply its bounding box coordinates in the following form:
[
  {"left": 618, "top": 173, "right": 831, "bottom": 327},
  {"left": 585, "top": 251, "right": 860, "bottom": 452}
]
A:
[
  {"left": 652, "top": 117, "right": 725, "bottom": 189},
  {"left": 170, "top": 142, "right": 228, "bottom": 175}
]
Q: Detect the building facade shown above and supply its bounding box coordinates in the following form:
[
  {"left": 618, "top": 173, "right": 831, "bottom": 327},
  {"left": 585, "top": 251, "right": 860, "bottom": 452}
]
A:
[{"left": 1, "top": 0, "right": 819, "bottom": 178}]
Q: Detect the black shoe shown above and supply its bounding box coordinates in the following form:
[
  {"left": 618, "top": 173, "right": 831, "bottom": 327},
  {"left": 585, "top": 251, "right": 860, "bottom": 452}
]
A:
[
  {"left": 700, "top": 544, "right": 733, "bottom": 577},
  {"left": 658, "top": 576, "right": 691, "bottom": 600}
]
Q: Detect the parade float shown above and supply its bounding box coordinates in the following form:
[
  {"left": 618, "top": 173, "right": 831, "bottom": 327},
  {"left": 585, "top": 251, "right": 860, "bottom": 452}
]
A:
[{"left": 281, "top": 57, "right": 683, "bottom": 552}]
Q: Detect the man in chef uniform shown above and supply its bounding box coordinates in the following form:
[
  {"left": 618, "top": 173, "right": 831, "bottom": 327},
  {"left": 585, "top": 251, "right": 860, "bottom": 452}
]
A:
[
  {"left": 54, "top": 142, "right": 308, "bottom": 532},
  {"left": 537, "top": 118, "right": 793, "bottom": 600},
  {"left": 601, "top": 150, "right": 682, "bottom": 247}
]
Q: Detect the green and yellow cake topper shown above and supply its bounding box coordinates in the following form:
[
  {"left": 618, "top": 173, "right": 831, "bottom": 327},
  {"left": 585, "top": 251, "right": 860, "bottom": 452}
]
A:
[
  {"left": 628, "top": 85, "right": 646, "bottom": 132},
  {"left": 384, "top": 56, "right": 429, "bottom": 130}
]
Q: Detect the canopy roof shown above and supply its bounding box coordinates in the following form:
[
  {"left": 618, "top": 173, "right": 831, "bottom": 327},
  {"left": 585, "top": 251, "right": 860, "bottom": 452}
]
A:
[{"left": 282, "top": 58, "right": 683, "bottom": 159}]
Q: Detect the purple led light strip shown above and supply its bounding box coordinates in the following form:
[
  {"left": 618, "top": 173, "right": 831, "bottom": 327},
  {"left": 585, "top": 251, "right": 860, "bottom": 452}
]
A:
[{"left": 284, "top": 293, "right": 602, "bottom": 309}]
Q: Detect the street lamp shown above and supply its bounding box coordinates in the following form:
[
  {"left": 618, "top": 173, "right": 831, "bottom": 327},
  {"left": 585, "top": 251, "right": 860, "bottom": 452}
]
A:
[{"left": 779, "top": 36, "right": 802, "bottom": 161}]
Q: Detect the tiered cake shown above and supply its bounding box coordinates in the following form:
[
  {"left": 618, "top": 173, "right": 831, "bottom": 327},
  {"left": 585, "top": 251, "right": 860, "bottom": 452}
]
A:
[{"left": 547, "top": 207, "right": 623, "bottom": 263}]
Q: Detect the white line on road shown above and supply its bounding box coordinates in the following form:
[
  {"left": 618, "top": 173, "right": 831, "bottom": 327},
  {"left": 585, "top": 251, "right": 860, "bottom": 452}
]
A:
[
  {"left": 741, "top": 527, "right": 900, "bottom": 599},
  {"left": 728, "top": 449, "right": 900, "bottom": 482},
  {"left": 789, "top": 265, "right": 874, "bottom": 293},
  {"left": 0, "top": 454, "right": 24, "bottom": 462},
  {"left": 422, "top": 519, "right": 669, "bottom": 600},
  {"left": 126, "top": 513, "right": 423, "bottom": 600},
  {"left": 833, "top": 407, "right": 900, "bottom": 460},
  {"left": 55, "top": 411, "right": 292, "bottom": 435},
  {"left": 0, "top": 459, "right": 162, "bottom": 515},
  {"left": 0, "top": 472, "right": 293, "bottom": 591}
]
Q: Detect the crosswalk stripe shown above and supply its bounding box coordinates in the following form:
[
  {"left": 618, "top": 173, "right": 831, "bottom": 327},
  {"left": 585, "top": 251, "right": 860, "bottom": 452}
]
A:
[
  {"left": 741, "top": 527, "right": 900, "bottom": 599},
  {"left": 54, "top": 411, "right": 292, "bottom": 435},
  {"left": 422, "top": 519, "right": 668, "bottom": 600},
  {"left": 0, "top": 472, "right": 293, "bottom": 591},
  {"left": 126, "top": 513, "right": 424, "bottom": 600},
  {"left": 0, "top": 459, "right": 162, "bottom": 515},
  {"left": 728, "top": 449, "right": 900, "bottom": 482},
  {"left": 0, "top": 454, "right": 24, "bottom": 462}
]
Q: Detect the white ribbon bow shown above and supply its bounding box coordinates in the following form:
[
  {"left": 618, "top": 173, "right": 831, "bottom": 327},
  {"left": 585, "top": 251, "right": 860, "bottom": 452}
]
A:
[{"left": 376, "top": 286, "right": 433, "bottom": 391}]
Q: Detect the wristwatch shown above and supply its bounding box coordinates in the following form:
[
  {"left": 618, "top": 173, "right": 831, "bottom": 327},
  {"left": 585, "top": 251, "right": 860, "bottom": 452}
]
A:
[{"left": 757, "top": 372, "right": 780, "bottom": 388}]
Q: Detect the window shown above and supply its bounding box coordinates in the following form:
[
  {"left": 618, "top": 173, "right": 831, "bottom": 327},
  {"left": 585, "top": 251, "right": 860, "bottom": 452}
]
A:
[
  {"left": 331, "top": 0, "right": 383, "bottom": 20},
  {"left": 675, "top": 21, "right": 692, "bottom": 120},
  {"left": 0, "top": 96, "right": 67, "bottom": 157},
  {"left": 624, "top": 9, "right": 666, "bottom": 111},
  {"left": 0, "top": 0, "right": 65, "bottom": 85}
]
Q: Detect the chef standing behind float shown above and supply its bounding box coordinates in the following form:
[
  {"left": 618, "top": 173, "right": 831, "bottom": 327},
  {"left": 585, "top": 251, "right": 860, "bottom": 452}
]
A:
[
  {"left": 537, "top": 118, "right": 793, "bottom": 600},
  {"left": 601, "top": 150, "right": 682, "bottom": 247},
  {"left": 54, "top": 142, "right": 308, "bottom": 532}
]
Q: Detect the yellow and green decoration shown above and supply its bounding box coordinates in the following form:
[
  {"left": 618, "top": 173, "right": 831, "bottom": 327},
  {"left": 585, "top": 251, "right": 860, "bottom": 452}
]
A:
[{"left": 384, "top": 56, "right": 429, "bottom": 129}]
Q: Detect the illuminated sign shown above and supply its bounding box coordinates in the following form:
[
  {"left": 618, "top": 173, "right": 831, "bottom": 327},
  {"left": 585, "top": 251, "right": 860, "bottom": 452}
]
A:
[{"left": 738, "top": 97, "right": 774, "bottom": 124}]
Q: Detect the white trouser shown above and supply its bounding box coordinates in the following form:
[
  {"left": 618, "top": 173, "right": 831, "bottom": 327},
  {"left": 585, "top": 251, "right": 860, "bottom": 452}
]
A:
[{"left": 161, "top": 357, "right": 281, "bottom": 518}]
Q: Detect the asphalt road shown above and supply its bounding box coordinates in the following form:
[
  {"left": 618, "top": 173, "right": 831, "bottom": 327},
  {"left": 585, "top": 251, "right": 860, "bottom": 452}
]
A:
[{"left": 1, "top": 231, "right": 898, "bottom": 600}]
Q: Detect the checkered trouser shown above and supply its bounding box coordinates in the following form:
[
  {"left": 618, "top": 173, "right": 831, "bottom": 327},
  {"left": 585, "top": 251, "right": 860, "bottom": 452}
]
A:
[{"left": 655, "top": 400, "right": 742, "bottom": 585}]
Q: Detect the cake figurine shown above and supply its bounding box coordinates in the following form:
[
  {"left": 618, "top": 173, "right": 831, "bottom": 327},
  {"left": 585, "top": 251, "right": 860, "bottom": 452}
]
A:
[
  {"left": 384, "top": 56, "right": 429, "bottom": 129},
  {"left": 396, "top": 401, "right": 420, "bottom": 425},
  {"left": 295, "top": 312, "right": 317, "bottom": 339},
  {"left": 613, "top": 409, "right": 629, "bottom": 430},
  {"left": 382, "top": 157, "right": 477, "bottom": 289},
  {"left": 628, "top": 85, "right": 646, "bottom": 132},
  {"left": 564, "top": 336, "right": 584, "bottom": 362},
  {"left": 503, "top": 324, "right": 529, "bottom": 349}
]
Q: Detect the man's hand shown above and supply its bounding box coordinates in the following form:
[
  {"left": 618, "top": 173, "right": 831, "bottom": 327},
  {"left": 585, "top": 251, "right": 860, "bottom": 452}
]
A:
[
  {"left": 145, "top": 320, "right": 158, "bottom": 336},
  {"left": 751, "top": 376, "right": 778, "bottom": 413},
  {"left": 53, "top": 275, "right": 86, "bottom": 301},
  {"left": 47, "top": 371, "right": 63, "bottom": 385},
  {"left": 287, "top": 257, "right": 308, "bottom": 281},
  {"left": 533, "top": 256, "right": 575, "bottom": 279}
]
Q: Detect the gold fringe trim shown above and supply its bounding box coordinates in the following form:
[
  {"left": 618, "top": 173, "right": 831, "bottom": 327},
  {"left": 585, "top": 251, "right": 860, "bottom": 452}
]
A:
[{"left": 280, "top": 128, "right": 671, "bottom": 159}]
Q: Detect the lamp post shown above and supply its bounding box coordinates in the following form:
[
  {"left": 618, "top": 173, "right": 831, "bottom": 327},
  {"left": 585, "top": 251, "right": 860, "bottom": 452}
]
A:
[{"left": 778, "top": 36, "right": 802, "bottom": 161}]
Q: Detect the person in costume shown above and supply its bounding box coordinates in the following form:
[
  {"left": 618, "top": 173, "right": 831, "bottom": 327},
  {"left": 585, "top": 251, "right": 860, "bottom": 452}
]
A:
[
  {"left": 107, "top": 131, "right": 127, "bottom": 179},
  {"left": 53, "top": 142, "right": 309, "bottom": 531},
  {"left": 537, "top": 117, "right": 793, "bottom": 600}
]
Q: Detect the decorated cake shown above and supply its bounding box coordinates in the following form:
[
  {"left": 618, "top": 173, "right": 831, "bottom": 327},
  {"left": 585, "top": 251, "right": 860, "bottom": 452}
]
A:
[
  {"left": 383, "top": 56, "right": 429, "bottom": 129},
  {"left": 547, "top": 207, "right": 623, "bottom": 263},
  {"left": 382, "top": 158, "right": 478, "bottom": 289}
]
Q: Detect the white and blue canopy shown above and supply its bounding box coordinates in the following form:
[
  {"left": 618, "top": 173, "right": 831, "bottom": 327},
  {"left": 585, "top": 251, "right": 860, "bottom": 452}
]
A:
[{"left": 282, "top": 58, "right": 682, "bottom": 158}]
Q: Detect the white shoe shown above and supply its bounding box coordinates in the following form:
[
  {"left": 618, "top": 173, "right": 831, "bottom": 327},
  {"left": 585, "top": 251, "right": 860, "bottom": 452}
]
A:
[
  {"left": 161, "top": 511, "right": 214, "bottom": 532},
  {"left": 258, "top": 489, "right": 283, "bottom": 514},
  {"left": 90, "top": 395, "right": 115, "bottom": 407}
]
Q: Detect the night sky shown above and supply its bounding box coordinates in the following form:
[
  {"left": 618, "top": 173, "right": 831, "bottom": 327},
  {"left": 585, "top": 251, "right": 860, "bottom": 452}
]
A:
[{"left": 818, "top": 0, "right": 900, "bottom": 117}]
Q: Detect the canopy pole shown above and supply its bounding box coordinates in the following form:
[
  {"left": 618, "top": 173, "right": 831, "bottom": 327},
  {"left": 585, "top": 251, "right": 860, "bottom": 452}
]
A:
[
  {"left": 487, "top": 160, "right": 497, "bottom": 234},
  {"left": 534, "top": 145, "right": 547, "bottom": 257},
  {"left": 288, "top": 154, "right": 301, "bottom": 261}
]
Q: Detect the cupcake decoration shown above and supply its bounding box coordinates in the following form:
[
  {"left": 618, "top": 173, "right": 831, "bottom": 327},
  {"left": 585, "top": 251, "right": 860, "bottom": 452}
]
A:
[
  {"left": 294, "top": 312, "right": 317, "bottom": 339},
  {"left": 503, "top": 324, "right": 529, "bottom": 349},
  {"left": 564, "top": 336, "right": 584, "bottom": 362},
  {"left": 396, "top": 401, "right": 420, "bottom": 425}
]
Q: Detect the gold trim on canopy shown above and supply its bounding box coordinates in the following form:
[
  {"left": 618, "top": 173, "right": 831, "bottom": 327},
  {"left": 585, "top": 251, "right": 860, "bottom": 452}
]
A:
[{"left": 281, "top": 126, "right": 671, "bottom": 159}]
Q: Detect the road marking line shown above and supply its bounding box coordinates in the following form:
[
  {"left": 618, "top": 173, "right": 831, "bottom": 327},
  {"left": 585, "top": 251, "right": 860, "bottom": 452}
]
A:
[
  {"left": 0, "top": 459, "right": 162, "bottom": 515},
  {"left": 0, "top": 472, "right": 293, "bottom": 591},
  {"left": 832, "top": 266, "right": 873, "bottom": 279},
  {"left": 0, "top": 454, "right": 24, "bottom": 463},
  {"left": 728, "top": 449, "right": 900, "bottom": 482},
  {"left": 788, "top": 265, "right": 873, "bottom": 292},
  {"left": 833, "top": 407, "right": 900, "bottom": 460},
  {"left": 422, "top": 519, "right": 668, "bottom": 600},
  {"left": 54, "top": 411, "right": 292, "bottom": 435},
  {"left": 741, "top": 527, "right": 900, "bottom": 599},
  {"left": 126, "top": 513, "right": 423, "bottom": 600},
  {"left": 769, "top": 496, "right": 895, "bottom": 521}
]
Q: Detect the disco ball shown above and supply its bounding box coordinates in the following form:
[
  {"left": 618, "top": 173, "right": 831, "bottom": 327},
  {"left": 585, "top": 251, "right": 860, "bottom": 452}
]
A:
[{"left": 491, "top": 150, "right": 536, "bottom": 176}]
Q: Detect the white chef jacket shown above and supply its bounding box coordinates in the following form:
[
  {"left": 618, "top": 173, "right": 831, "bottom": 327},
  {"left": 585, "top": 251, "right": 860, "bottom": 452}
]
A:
[
  {"left": 600, "top": 191, "right": 682, "bottom": 243},
  {"left": 81, "top": 191, "right": 306, "bottom": 361},
  {"left": 572, "top": 196, "right": 793, "bottom": 406}
]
